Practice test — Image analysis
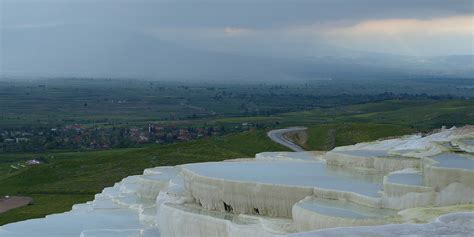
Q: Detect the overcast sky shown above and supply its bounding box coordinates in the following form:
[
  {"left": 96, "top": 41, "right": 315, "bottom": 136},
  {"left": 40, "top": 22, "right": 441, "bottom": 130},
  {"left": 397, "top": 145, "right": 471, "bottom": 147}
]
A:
[{"left": 1, "top": 0, "right": 473, "bottom": 79}]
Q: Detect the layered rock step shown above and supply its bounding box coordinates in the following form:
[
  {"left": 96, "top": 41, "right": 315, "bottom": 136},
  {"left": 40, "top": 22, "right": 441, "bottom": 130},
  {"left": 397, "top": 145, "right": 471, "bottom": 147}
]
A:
[
  {"left": 325, "top": 149, "right": 420, "bottom": 172},
  {"left": 159, "top": 202, "right": 293, "bottom": 237},
  {"left": 182, "top": 161, "right": 384, "bottom": 217},
  {"left": 293, "top": 197, "right": 397, "bottom": 231},
  {"left": 383, "top": 170, "right": 432, "bottom": 196}
]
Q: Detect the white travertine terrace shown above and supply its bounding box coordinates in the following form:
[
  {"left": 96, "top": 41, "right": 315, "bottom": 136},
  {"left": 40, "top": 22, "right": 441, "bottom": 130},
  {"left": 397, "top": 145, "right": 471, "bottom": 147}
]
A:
[
  {"left": 292, "top": 197, "right": 397, "bottom": 231},
  {"left": 325, "top": 150, "right": 421, "bottom": 172},
  {"left": 255, "top": 151, "right": 323, "bottom": 162},
  {"left": 288, "top": 212, "right": 474, "bottom": 237},
  {"left": 181, "top": 161, "right": 384, "bottom": 217},
  {"left": 0, "top": 126, "right": 473, "bottom": 236}
]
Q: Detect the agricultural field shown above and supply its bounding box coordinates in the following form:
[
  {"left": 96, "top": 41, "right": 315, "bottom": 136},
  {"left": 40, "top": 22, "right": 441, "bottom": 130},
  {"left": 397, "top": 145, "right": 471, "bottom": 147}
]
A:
[{"left": 1, "top": 78, "right": 472, "bottom": 128}]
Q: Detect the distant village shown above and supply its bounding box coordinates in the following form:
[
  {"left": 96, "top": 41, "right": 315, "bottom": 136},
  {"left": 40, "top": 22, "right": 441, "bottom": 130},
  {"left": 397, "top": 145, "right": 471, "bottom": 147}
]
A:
[{"left": 0, "top": 123, "right": 257, "bottom": 152}]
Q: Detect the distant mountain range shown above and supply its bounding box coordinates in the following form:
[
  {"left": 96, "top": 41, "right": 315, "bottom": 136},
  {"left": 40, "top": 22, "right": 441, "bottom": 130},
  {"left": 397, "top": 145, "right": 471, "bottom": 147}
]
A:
[{"left": 1, "top": 26, "right": 472, "bottom": 81}]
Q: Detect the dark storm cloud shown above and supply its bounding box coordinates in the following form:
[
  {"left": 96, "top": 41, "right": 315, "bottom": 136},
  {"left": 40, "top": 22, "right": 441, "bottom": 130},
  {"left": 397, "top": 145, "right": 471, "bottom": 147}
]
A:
[
  {"left": 1, "top": 0, "right": 472, "bottom": 78},
  {"left": 2, "top": 0, "right": 472, "bottom": 28}
]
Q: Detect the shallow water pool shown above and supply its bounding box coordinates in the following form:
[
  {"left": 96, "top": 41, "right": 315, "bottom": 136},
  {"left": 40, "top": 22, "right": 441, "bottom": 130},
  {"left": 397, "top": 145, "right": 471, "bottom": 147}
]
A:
[
  {"left": 429, "top": 153, "right": 474, "bottom": 170},
  {"left": 461, "top": 139, "right": 474, "bottom": 145},
  {"left": 386, "top": 172, "right": 423, "bottom": 186},
  {"left": 333, "top": 150, "right": 390, "bottom": 157},
  {"left": 297, "top": 198, "right": 396, "bottom": 219},
  {"left": 184, "top": 161, "right": 383, "bottom": 197}
]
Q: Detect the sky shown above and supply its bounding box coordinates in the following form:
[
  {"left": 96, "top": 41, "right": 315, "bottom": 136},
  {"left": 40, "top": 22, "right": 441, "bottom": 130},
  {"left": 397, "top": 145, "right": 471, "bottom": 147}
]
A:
[{"left": 0, "top": 0, "right": 473, "bottom": 79}]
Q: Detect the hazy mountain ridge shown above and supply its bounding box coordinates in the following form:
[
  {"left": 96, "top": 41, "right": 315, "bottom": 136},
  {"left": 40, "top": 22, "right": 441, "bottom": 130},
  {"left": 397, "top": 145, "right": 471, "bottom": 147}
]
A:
[{"left": 2, "top": 26, "right": 472, "bottom": 81}]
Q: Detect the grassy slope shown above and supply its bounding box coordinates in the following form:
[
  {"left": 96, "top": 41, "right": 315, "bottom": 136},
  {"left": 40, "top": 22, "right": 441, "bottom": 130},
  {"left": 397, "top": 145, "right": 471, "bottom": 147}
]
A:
[
  {"left": 216, "top": 100, "right": 474, "bottom": 128},
  {"left": 303, "top": 123, "right": 415, "bottom": 150},
  {"left": 0, "top": 130, "right": 287, "bottom": 225},
  {"left": 216, "top": 100, "right": 474, "bottom": 151},
  {"left": 301, "top": 100, "right": 474, "bottom": 150}
]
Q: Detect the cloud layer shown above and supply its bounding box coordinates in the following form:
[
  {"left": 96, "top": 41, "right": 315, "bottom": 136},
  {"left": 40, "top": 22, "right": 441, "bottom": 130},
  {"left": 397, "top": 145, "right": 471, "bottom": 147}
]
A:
[{"left": 1, "top": 0, "right": 473, "bottom": 78}]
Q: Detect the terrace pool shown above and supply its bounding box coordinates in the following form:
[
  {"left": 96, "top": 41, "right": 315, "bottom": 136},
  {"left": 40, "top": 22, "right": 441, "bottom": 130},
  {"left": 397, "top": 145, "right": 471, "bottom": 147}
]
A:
[
  {"left": 386, "top": 172, "right": 423, "bottom": 186},
  {"left": 461, "top": 139, "right": 474, "bottom": 145},
  {"left": 333, "top": 150, "right": 390, "bottom": 157},
  {"left": 429, "top": 153, "right": 474, "bottom": 170},
  {"left": 296, "top": 198, "right": 396, "bottom": 219},
  {"left": 184, "top": 161, "right": 383, "bottom": 197}
]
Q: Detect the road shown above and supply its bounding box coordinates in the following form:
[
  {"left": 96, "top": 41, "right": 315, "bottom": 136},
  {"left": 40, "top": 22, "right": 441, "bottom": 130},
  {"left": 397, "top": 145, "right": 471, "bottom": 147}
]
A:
[{"left": 267, "top": 127, "right": 307, "bottom": 151}]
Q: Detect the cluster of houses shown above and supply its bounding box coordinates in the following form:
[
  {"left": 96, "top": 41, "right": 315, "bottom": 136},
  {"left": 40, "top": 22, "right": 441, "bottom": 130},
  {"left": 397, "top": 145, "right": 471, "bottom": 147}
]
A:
[
  {"left": 0, "top": 121, "right": 258, "bottom": 152},
  {"left": 1, "top": 131, "right": 32, "bottom": 144},
  {"left": 140, "top": 124, "right": 215, "bottom": 143}
]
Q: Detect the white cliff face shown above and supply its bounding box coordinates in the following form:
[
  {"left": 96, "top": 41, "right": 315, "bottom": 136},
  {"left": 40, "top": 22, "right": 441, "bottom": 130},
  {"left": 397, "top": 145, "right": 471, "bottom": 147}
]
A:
[
  {"left": 1, "top": 127, "right": 473, "bottom": 237},
  {"left": 255, "top": 152, "right": 323, "bottom": 162},
  {"left": 159, "top": 203, "right": 292, "bottom": 237},
  {"left": 292, "top": 197, "right": 397, "bottom": 231},
  {"left": 452, "top": 138, "right": 474, "bottom": 153},
  {"left": 325, "top": 150, "right": 420, "bottom": 172}
]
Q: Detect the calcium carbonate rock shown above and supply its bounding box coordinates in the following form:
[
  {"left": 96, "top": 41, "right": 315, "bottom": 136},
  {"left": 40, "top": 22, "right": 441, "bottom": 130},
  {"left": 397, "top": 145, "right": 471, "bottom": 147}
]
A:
[
  {"left": 288, "top": 212, "right": 474, "bottom": 237},
  {"left": 324, "top": 150, "right": 420, "bottom": 172},
  {"left": 422, "top": 153, "right": 474, "bottom": 190},
  {"left": 292, "top": 197, "right": 397, "bottom": 231},
  {"left": 255, "top": 152, "right": 322, "bottom": 162},
  {"left": 452, "top": 137, "right": 474, "bottom": 153},
  {"left": 182, "top": 164, "right": 315, "bottom": 218},
  {"left": 158, "top": 203, "right": 290, "bottom": 237},
  {"left": 181, "top": 161, "right": 387, "bottom": 217},
  {"left": 434, "top": 182, "right": 474, "bottom": 206}
]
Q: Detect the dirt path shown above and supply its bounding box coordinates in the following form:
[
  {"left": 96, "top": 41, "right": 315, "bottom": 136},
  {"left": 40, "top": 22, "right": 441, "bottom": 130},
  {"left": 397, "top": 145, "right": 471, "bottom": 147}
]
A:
[{"left": 0, "top": 196, "right": 33, "bottom": 213}]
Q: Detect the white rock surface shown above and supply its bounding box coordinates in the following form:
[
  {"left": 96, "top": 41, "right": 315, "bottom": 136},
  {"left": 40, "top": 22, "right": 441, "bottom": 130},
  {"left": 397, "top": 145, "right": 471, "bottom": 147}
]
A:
[{"left": 288, "top": 212, "right": 474, "bottom": 237}]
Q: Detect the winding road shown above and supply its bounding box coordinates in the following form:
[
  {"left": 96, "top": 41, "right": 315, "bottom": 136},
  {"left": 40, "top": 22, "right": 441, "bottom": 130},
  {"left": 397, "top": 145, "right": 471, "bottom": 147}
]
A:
[{"left": 267, "top": 127, "right": 307, "bottom": 151}]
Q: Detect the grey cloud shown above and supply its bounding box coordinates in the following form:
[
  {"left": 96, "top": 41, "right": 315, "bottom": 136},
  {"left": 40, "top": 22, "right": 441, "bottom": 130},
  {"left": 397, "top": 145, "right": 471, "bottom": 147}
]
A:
[
  {"left": 2, "top": 0, "right": 472, "bottom": 28},
  {"left": 1, "top": 0, "right": 472, "bottom": 79}
]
